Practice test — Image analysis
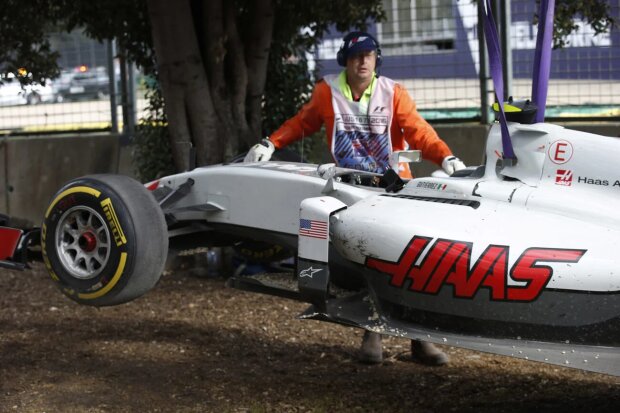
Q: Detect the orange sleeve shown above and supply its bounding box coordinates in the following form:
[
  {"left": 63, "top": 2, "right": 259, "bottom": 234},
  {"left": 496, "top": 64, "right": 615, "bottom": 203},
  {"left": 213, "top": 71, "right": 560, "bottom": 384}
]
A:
[
  {"left": 268, "top": 80, "right": 330, "bottom": 149},
  {"left": 392, "top": 84, "right": 452, "bottom": 166}
]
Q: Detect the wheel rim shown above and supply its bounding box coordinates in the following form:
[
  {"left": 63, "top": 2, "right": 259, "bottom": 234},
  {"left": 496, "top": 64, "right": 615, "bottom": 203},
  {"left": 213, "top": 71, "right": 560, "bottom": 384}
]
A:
[{"left": 55, "top": 205, "right": 112, "bottom": 280}]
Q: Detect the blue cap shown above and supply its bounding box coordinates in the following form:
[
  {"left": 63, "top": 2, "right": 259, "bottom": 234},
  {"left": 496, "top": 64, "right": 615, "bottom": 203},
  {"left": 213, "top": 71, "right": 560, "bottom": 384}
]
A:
[{"left": 341, "top": 32, "right": 378, "bottom": 59}]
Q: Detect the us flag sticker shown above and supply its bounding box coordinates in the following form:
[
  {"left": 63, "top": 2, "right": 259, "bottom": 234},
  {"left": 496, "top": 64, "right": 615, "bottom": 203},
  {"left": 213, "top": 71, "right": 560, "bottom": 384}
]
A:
[
  {"left": 555, "top": 169, "right": 573, "bottom": 186},
  {"left": 299, "top": 219, "right": 328, "bottom": 239}
]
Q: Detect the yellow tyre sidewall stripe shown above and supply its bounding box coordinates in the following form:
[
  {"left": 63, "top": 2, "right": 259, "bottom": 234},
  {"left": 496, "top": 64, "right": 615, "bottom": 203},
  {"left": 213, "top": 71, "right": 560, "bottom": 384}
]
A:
[
  {"left": 78, "top": 252, "right": 127, "bottom": 300},
  {"left": 45, "top": 186, "right": 101, "bottom": 219}
]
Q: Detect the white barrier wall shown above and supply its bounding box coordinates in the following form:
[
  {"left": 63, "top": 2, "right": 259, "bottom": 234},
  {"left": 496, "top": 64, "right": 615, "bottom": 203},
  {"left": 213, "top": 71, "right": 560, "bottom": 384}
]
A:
[{"left": 0, "top": 133, "right": 121, "bottom": 225}]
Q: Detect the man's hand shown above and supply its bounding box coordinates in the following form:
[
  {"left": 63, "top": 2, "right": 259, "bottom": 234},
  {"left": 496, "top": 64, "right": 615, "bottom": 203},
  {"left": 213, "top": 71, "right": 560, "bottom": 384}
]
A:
[
  {"left": 441, "top": 155, "right": 466, "bottom": 175},
  {"left": 244, "top": 138, "right": 275, "bottom": 162}
]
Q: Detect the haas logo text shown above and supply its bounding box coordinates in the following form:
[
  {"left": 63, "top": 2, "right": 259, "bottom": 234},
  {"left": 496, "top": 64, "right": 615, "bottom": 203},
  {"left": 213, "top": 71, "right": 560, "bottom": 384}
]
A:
[{"left": 366, "top": 236, "right": 586, "bottom": 302}]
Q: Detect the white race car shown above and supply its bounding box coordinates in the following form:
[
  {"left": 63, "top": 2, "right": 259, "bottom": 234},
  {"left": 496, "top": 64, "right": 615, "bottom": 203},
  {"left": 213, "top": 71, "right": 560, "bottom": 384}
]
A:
[
  {"left": 2, "top": 0, "right": 615, "bottom": 377},
  {"left": 2, "top": 119, "right": 617, "bottom": 376}
]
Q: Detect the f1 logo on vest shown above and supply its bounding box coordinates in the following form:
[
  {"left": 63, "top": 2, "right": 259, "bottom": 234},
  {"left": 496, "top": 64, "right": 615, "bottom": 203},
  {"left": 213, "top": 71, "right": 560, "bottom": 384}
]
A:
[{"left": 372, "top": 106, "right": 386, "bottom": 113}]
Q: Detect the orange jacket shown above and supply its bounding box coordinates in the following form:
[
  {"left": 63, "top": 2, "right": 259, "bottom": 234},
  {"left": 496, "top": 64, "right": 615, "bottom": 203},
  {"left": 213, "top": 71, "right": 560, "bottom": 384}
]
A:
[{"left": 269, "top": 79, "right": 452, "bottom": 175}]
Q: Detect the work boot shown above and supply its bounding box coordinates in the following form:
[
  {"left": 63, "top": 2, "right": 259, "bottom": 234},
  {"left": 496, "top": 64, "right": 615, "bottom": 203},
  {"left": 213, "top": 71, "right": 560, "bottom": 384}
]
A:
[
  {"left": 410, "top": 339, "right": 449, "bottom": 366},
  {"left": 359, "top": 331, "right": 383, "bottom": 364}
]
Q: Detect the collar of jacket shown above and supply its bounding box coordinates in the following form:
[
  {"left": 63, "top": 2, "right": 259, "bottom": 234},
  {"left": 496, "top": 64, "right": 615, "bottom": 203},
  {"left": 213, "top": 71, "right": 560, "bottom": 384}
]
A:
[{"left": 337, "top": 70, "right": 377, "bottom": 104}]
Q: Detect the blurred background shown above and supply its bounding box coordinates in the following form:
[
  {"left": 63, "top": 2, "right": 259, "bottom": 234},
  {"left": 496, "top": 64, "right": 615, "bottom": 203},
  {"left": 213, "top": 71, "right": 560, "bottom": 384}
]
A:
[{"left": 0, "top": 1, "right": 617, "bottom": 135}]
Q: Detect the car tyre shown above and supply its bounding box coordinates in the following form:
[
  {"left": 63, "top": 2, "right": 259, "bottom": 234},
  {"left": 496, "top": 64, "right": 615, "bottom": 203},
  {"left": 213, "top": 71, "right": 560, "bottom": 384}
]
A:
[{"left": 42, "top": 174, "right": 168, "bottom": 306}]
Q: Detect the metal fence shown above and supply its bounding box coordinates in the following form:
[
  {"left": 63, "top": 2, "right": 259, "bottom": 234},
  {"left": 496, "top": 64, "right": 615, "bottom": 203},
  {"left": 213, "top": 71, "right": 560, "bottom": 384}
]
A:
[
  {"left": 315, "top": 0, "right": 620, "bottom": 121},
  {"left": 0, "top": 31, "right": 142, "bottom": 135}
]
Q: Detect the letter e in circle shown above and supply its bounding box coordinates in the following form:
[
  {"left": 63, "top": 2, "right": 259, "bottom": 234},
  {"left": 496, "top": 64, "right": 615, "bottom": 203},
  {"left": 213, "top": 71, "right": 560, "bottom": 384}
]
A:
[{"left": 548, "top": 140, "right": 573, "bottom": 165}]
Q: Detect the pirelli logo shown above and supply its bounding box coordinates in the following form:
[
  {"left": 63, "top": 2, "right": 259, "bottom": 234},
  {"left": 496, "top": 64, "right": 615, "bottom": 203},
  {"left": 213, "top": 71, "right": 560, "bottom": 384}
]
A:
[{"left": 101, "top": 198, "right": 127, "bottom": 246}]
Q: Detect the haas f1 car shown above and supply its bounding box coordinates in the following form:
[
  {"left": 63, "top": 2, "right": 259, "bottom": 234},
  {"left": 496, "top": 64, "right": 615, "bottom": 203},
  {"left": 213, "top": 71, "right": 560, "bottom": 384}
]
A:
[{"left": 1, "top": 120, "right": 620, "bottom": 377}]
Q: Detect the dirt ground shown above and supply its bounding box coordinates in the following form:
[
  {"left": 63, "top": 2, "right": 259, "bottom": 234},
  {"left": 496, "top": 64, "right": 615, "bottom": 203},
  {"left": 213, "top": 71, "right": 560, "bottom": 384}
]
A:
[{"left": 1, "top": 263, "right": 619, "bottom": 413}]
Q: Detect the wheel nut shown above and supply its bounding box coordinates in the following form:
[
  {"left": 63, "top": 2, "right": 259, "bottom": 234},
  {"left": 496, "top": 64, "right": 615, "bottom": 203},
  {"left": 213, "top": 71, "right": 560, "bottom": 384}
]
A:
[{"left": 79, "top": 232, "right": 97, "bottom": 252}]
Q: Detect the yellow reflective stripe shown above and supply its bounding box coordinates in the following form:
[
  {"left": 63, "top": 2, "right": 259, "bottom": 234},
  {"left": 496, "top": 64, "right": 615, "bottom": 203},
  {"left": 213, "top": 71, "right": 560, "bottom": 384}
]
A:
[
  {"left": 337, "top": 70, "right": 377, "bottom": 104},
  {"left": 492, "top": 102, "right": 522, "bottom": 113},
  {"left": 78, "top": 252, "right": 127, "bottom": 300},
  {"left": 45, "top": 186, "right": 101, "bottom": 218}
]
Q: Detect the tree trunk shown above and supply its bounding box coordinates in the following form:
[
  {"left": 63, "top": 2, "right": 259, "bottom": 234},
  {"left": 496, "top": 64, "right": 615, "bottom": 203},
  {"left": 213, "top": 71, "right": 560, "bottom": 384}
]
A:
[
  {"left": 245, "top": 0, "right": 274, "bottom": 140},
  {"left": 146, "top": 0, "right": 220, "bottom": 169},
  {"left": 147, "top": 0, "right": 276, "bottom": 168},
  {"left": 224, "top": 1, "right": 254, "bottom": 154},
  {"left": 202, "top": 0, "right": 241, "bottom": 160}
]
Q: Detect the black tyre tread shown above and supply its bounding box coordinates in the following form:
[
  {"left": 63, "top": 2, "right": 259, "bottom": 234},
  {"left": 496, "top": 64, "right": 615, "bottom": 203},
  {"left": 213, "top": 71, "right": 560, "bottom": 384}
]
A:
[
  {"left": 45, "top": 174, "right": 168, "bottom": 306},
  {"left": 87, "top": 174, "right": 168, "bottom": 306}
]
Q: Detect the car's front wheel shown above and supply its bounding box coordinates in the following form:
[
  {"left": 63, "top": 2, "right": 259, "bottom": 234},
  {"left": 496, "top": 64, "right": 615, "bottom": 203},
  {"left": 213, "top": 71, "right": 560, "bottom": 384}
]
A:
[{"left": 42, "top": 175, "right": 168, "bottom": 306}]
